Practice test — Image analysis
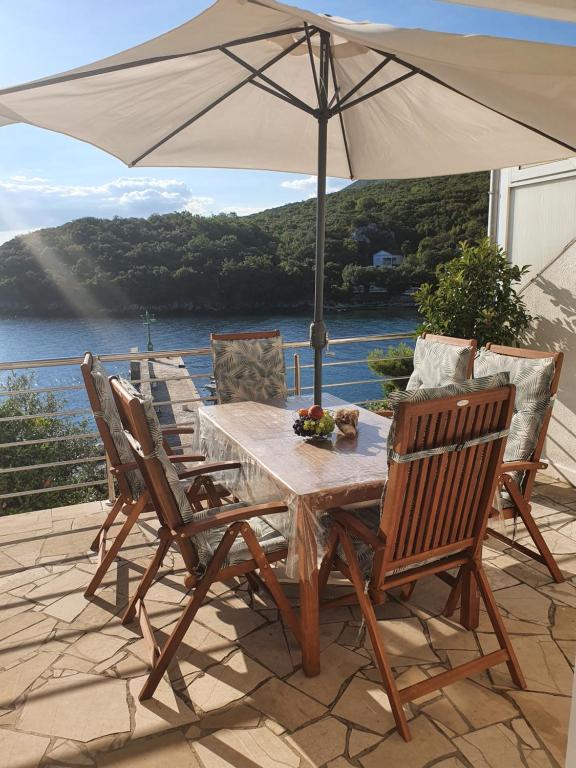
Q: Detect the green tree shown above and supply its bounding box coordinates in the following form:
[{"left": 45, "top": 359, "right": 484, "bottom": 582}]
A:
[
  {"left": 0, "top": 374, "right": 103, "bottom": 515},
  {"left": 367, "top": 342, "right": 414, "bottom": 402},
  {"left": 415, "top": 239, "right": 534, "bottom": 347}
]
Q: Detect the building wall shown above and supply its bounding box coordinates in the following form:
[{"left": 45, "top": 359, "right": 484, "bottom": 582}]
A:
[{"left": 497, "top": 159, "right": 576, "bottom": 485}]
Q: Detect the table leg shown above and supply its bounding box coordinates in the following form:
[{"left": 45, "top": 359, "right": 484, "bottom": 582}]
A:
[{"left": 298, "top": 507, "right": 320, "bottom": 677}]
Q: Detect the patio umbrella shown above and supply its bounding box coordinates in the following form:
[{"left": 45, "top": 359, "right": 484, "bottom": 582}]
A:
[
  {"left": 2, "top": 0, "right": 576, "bottom": 404},
  {"left": 439, "top": 1, "right": 576, "bottom": 23}
]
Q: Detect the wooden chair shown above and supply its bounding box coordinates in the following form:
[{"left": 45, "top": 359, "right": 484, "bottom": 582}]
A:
[
  {"left": 210, "top": 329, "right": 288, "bottom": 404},
  {"left": 443, "top": 346, "right": 565, "bottom": 618},
  {"left": 319, "top": 383, "right": 525, "bottom": 741},
  {"left": 375, "top": 333, "right": 477, "bottom": 418},
  {"left": 81, "top": 353, "right": 206, "bottom": 597},
  {"left": 110, "top": 376, "right": 299, "bottom": 701}
]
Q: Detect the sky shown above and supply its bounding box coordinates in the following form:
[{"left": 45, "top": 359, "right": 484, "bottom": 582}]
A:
[{"left": 0, "top": 0, "right": 575, "bottom": 244}]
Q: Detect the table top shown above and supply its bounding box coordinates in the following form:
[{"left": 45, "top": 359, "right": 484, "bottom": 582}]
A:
[{"left": 199, "top": 394, "right": 391, "bottom": 502}]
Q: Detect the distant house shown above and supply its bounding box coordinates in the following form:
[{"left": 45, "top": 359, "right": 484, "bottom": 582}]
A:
[{"left": 372, "top": 250, "right": 403, "bottom": 268}]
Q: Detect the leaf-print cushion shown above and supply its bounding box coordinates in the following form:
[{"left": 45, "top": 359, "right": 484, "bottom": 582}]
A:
[
  {"left": 211, "top": 336, "right": 288, "bottom": 404},
  {"left": 474, "top": 349, "right": 555, "bottom": 467},
  {"left": 406, "top": 337, "right": 474, "bottom": 391},
  {"left": 118, "top": 378, "right": 287, "bottom": 568},
  {"left": 90, "top": 359, "right": 144, "bottom": 499}
]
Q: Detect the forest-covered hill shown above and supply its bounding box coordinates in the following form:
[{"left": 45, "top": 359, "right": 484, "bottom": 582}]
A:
[{"left": 0, "top": 171, "right": 489, "bottom": 315}]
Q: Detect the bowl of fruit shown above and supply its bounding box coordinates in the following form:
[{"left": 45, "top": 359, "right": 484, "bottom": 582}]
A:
[{"left": 293, "top": 404, "right": 335, "bottom": 442}]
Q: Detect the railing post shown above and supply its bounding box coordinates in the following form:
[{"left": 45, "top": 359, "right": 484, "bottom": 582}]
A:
[{"left": 293, "top": 353, "right": 301, "bottom": 396}]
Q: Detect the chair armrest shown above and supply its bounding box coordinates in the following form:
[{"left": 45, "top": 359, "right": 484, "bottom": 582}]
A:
[
  {"left": 330, "top": 509, "right": 386, "bottom": 550},
  {"left": 501, "top": 460, "right": 547, "bottom": 473},
  {"left": 169, "top": 454, "right": 206, "bottom": 464},
  {"left": 374, "top": 409, "right": 393, "bottom": 418},
  {"left": 173, "top": 501, "right": 288, "bottom": 537},
  {"left": 161, "top": 425, "right": 195, "bottom": 435},
  {"left": 176, "top": 461, "right": 242, "bottom": 480}
]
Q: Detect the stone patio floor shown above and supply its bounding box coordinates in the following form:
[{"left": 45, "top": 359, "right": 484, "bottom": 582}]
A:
[{"left": 0, "top": 476, "right": 574, "bottom": 768}]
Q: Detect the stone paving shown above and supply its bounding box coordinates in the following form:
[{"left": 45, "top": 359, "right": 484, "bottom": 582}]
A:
[{"left": 0, "top": 477, "right": 574, "bottom": 767}]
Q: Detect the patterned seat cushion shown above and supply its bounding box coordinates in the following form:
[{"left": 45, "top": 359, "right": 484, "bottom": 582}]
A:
[
  {"left": 322, "top": 373, "right": 510, "bottom": 578},
  {"left": 90, "top": 359, "right": 144, "bottom": 499},
  {"left": 474, "top": 349, "right": 555, "bottom": 467},
  {"left": 118, "top": 378, "right": 287, "bottom": 569},
  {"left": 211, "top": 336, "right": 288, "bottom": 404},
  {"left": 406, "top": 337, "right": 474, "bottom": 391}
]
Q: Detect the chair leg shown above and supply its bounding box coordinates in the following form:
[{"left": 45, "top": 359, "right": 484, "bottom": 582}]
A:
[
  {"left": 503, "top": 484, "right": 564, "bottom": 584},
  {"left": 443, "top": 574, "right": 462, "bottom": 618},
  {"left": 475, "top": 564, "right": 526, "bottom": 689},
  {"left": 122, "top": 527, "right": 173, "bottom": 625},
  {"left": 460, "top": 564, "right": 480, "bottom": 630},
  {"left": 239, "top": 524, "right": 300, "bottom": 643},
  {"left": 84, "top": 495, "right": 147, "bottom": 598},
  {"left": 399, "top": 582, "right": 416, "bottom": 601},
  {"left": 89, "top": 496, "right": 125, "bottom": 552},
  {"left": 337, "top": 527, "right": 411, "bottom": 742},
  {"left": 139, "top": 522, "right": 244, "bottom": 701}
]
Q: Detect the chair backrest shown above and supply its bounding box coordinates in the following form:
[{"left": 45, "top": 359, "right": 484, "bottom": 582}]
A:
[
  {"left": 406, "top": 334, "right": 477, "bottom": 391},
  {"left": 477, "top": 344, "right": 563, "bottom": 494},
  {"left": 374, "top": 381, "right": 515, "bottom": 586},
  {"left": 210, "top": 329, "right": 288, "bottom": 404},
  {"left": 110, "top": 377, "right": 204, "bottom": 572},
  {"left": 80, "top": 353, "right": 143, "bottom": 501}
]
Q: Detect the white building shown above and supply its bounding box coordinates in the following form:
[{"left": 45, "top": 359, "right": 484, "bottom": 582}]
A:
[
  {"left": 372, "top": 250, "right": 403, "bottom": 268},
  {"left": 496, "top": 159, "right": 576, "bottom": 485}
]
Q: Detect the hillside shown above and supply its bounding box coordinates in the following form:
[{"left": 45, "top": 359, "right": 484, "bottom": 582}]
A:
[{"left": 0, "top": 172, "right": 489, "bottom": 315}]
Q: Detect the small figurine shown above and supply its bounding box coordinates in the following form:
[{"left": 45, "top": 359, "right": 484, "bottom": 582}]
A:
[{"left": 334, "top": 407, "right": 359, "bottom": 438}]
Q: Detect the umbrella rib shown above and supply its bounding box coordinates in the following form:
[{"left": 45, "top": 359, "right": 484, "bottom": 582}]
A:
[
  {"left": 333, "top": 71, "right": 417, "bottom": 115},
  {"left": 328, "top": 46, "right": 354, "bottom": 180},
  {"left": 129, "top": 32, "right": 310, "bottom": 167},
  {"left": 370, "top": 49, "right": 576, "bottom": 155},
  {"left": 335, "top": 57, "right": 392, "bottom": 109},
  {"left": 248, "top": 79, "right": 315, "bottom": 115},
  {"left": 220, "top": 47, "right": 316, "bottom": 115},
  {"left": 304, "top": 22, "right": 321, "bottom": 106},
  {"left": 0, "top": 27, "right": 308, "bottom": 98}
]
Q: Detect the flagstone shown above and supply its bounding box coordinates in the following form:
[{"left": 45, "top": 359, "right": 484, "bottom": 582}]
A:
[
  {"left": 442, "top": 678, "right": 517, "bottom": 729},
  {"left": 0, "top": 727, "right": 50, "bottom": 768},
  {"left": 477, "top": 608, "right": 549, "bottom": 636},
  {"left": 27, "top": 566, "right": 87, "bottom": 605},
  {"left": 48, "top": 740, "right": 96, "bottom": 766},
  {"left": 426, "top": 616, "right": 479, "bottom": 651},
  {"left": 69, "top": 631, "right": 127, "bottom": 663},
  {"left": 495, "top": 584, "right": 552, "bottom": 624},
  {"left": 288, "top": 643, "right": 367, "bottom": 705},
  {"left": 510, "top": 691, "right": 570, "bottom": 766},
  {"left": 129, "top": 675, "right": 198, "bottom": 738},
  {"left": 483, "top": 562, "right": 520, "bottom": 591},
  {"left": 195, "top": 594, "right": 266, "bottom": 640},
  {"left": 16, "top": 672, "right": 130, "bottom": 741},
  {"left": 238, "top": 621, "right": 293, "bottom": 676},
  {"left": 454, "top": 723, "right": 527, "bottom": 768},
  {"left": 332, "top": 675, "right": 412, "bottom": 735},
  {"left": 360, "top": 715, "right": 453, "bottom": 768},
  {"left": 196, "top": 726, "right": 300, "bottom": 768},
  {"left": 185, "top": 649, "right": 271, "bottom": 713},
  {"left": 511, "top": 718, "right": 540, "bottom": 749},
  {"left": 247, "top": 677, "right": 326, "bottom": 731},
  {"left": 286, "top": 716, "right": 347, "bottom": 766},
  {"left": 0, "top": 651, "right": 58, "bottom": 709},
  {"left": 422, "top": 697, "right": 470, "bottom": 735},
  {"left": 525, "top": 748, "right": 556, "bottom": 768},
  {"left": 348, "top": 728, "right": 382, "bottom": 757},
  {"left": 368, "top": 616, "right": 440, "bottom": 667},
  {"left": 539, "top": 581, "right": 576, "bottom": 609},
  {"left": 552, "top": 604, "right": 576, "bottom": 639},
  {"left": 478, "top": 633, "right": 572, "bottom": 695},
  {"left": 0, "top": 609, "right": 47, "bottom": 645},
  {"left": 53, "top": 654, "right": 95, "bottom": 673},
  {"left": 0, "top": 564, "right": 51, "bottom": 594},
  {"left": 96, "top": 731, "right": 202, "bottom": 767},
  {"left": 196, "top": 702, "right": 261, "bottom": 731}
]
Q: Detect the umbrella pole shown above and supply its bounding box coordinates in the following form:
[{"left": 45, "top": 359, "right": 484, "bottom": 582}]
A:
[{"left": 310, "top": 30, "right": 330, "bottom": 407}]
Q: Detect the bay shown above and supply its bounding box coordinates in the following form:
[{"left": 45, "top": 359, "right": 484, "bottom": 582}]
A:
[{"left": 0, "top": 309, "right": 418, "bottom": 406}]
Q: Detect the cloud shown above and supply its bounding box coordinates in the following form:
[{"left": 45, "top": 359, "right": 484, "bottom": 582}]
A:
[
  {"left": 0, "top": 175, "right": 264, "bottom": 241},
  {"left": 280, "top": 175, "right": 349, "bottom": 196}
]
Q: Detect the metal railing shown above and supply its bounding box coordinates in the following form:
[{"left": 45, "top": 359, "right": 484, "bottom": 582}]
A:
[{"left": 0, "top": 332, "right": 414, "bottom": 509}]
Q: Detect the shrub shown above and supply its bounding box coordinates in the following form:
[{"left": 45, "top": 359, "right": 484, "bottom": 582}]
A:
[{"left": 367, "top": 342, "right": 414, "bottom": 403}]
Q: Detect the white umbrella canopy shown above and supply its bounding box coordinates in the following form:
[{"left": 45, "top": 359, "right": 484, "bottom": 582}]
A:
[
  {"left": 439, "top": 1, "right": 576, "bottom": 23},
  {"left": 2, "top": 0, "right": 576, "bottom": 402}
]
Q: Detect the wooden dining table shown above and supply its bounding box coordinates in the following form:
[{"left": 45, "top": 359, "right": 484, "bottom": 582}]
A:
[{"left": 197, "top": 393, "right": 391, "bottom": 676}]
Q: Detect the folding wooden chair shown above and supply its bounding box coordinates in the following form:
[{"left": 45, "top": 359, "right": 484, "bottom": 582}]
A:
[
  {"left": 81, "top": 353, "right": 207, "bottom": 597},
  {"left": 210, "top": 329, "right": 288, "bottom": 404},
  {"left": 375, "top": 333, "right": 477, "bottom": 418},
  {"left": 443, "top": 346, "right": 565, "bottom": 619},
  {"left": 319, "top": 381, "right": 525, "bottom": 741},
  {"left": 110, "top": 376, "right": 299, "bottom": 701}
]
